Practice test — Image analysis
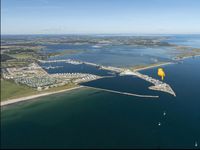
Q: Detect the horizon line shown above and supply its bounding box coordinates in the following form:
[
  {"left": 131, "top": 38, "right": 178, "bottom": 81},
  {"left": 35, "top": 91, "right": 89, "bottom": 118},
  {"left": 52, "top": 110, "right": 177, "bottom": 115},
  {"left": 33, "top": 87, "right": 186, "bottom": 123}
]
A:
[{"left": 2, "top": 33, "right": 200, "bottom": 36}]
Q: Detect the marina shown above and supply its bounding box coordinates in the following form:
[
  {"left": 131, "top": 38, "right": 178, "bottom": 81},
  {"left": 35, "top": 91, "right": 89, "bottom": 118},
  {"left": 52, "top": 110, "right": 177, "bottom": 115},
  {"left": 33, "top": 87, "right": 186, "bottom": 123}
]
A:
[{"left": 39, "top": 59, "right": 176, "bottom": 96}]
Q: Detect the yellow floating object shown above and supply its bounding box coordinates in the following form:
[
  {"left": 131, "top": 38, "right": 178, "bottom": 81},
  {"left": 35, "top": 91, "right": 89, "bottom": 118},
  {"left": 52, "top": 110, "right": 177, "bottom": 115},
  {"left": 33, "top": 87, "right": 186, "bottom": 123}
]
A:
[{"left": 158, "top": 68, "right": 165, "bottom": 80}]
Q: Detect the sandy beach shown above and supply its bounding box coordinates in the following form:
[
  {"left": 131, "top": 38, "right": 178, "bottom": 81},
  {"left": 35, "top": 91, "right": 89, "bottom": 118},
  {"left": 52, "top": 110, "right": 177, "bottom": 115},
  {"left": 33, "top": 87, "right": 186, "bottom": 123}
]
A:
[{"left": 1, "top": 86, "right": 83, "bottom": 107}]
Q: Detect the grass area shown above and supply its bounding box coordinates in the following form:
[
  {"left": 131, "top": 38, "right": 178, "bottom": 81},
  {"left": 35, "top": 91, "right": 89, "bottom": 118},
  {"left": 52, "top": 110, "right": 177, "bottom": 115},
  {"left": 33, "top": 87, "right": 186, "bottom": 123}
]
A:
[
  {"left": 44, "top": 83, "right": 77, "bottom": 93},
  {"left": 10, "top": 53, "right": 33, "bottom": 59},
  {"left": 1, "top": 79, "right": 77, "bottom": 102},
  {"left": 1, "top": 61, "right": 30, "bottom": 68},
  {"left": 1, "top": 79, "right": 37, "bottom": 101}
]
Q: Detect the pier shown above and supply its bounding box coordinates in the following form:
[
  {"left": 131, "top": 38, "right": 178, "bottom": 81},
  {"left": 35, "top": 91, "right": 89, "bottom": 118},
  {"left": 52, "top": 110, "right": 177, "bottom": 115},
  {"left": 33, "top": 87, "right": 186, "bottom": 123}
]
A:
[{"left": 83, "top": 86, "right": 159, "bottom": 98}]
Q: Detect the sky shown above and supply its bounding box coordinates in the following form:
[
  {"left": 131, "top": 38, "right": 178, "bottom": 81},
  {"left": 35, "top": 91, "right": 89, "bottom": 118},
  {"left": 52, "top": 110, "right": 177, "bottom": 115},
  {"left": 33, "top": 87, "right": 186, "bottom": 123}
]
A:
[{"left": 1, "top": 0, "right": 200, "bottom": 34}]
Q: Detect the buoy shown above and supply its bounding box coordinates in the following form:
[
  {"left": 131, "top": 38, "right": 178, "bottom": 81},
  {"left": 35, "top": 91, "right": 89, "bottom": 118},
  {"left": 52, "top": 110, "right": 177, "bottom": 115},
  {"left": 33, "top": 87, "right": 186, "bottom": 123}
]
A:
[
  {"left": 163, "top": 111, "right": 166, "bottom": 116},
  {"left": 158, "top": 122, "right": 161, "bottom": 126}
]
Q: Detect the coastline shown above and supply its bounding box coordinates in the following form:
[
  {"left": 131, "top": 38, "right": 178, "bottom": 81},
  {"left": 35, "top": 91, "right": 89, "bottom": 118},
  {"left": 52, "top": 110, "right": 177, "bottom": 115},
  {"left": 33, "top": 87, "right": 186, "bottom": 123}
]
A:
[
  {"left": 1, "top": 86, "right": 83, "bottom": 107},
  {"left": 133, "top": 55, "right": 200, "bottom": 72},
  {"left": 173, "top": 54, "right": 200, "bottom": 61},
  {"left": 1, "top": 55, "right": 199, "bottom": 107}
]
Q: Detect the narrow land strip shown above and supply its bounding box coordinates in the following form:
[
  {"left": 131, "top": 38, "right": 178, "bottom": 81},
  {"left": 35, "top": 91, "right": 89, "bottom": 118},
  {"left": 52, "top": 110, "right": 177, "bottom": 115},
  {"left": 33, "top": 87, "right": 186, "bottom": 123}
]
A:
[
  {"left": 133, "top": 62, "right": 174, "bottom": 72},
  {"left": 83, "top": 85, "right": 159, "bottom": 98}
]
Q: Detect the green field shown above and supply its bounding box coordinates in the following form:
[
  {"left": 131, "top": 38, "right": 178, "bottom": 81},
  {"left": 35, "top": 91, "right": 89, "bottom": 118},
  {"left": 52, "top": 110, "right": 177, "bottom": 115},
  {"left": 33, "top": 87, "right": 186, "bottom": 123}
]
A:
[
  {"left": 10, "top": 53, "right": 33, "bottom": 59},
  {"left": 1, "top": 79, "right": 37, "bottom": 101},
  {"left": 1, "top": 79, "right": 77, "bottom": 102}
]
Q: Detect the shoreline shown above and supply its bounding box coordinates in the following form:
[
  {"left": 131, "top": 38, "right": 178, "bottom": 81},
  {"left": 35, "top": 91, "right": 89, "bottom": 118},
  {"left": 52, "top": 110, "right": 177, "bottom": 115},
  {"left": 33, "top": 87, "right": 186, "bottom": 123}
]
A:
[
  {"left": 133, "top": 55, "right": 200, "bottom": 72},
  {"left": 1, "top": 55, "right": 199, "bottom": 107},
  {"left": 1, "top": 86, "right": 83, "bottom": 107},
  {"left": 173, "top": 54, "right": 200, "bottom": 61}
]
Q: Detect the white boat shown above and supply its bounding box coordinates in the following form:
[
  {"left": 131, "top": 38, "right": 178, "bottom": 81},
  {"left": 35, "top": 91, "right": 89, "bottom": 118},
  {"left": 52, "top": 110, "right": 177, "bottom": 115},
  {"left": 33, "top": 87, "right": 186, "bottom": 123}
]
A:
[
  {"left": 92, "top": 45, "right": 102, "bottom": 48},
  {"left": 195, "top": 141, "right": 198, "bottom": 147}
]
